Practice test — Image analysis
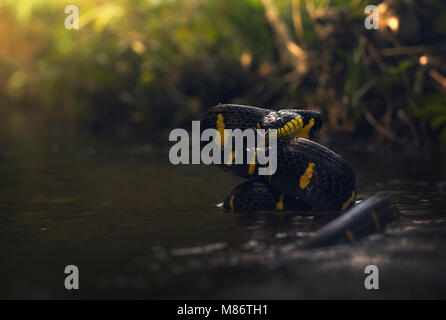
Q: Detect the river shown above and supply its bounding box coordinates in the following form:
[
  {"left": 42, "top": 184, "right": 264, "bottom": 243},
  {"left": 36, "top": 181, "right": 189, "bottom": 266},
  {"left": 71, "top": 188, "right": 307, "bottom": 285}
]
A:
[{"left": 1, "top": 134, "right": 445, "bottom": 298}]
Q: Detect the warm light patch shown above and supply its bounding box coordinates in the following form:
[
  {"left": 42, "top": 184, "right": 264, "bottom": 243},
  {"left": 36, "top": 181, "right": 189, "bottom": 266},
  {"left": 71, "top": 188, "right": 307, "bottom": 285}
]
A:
[
  {"left": 377, "top": 3, "right": 387, "bottom": 14},
  {"left": 388, "top": 17, "right": 399, "bottom": 31},
  {"left": 419, "top": 55, "right": 429, "bottom": 65},
  {"left": 258, "top": 62, "right": 273, "bottom": 77},
  {"left": 131, "top": 40, "right": 146, "bottom": 55},
  {"left": 287, "top": 41, "right": 304, "bottom": 58},
  {"left": 240, "top": 51, "right": 252, "bottom": 68}
]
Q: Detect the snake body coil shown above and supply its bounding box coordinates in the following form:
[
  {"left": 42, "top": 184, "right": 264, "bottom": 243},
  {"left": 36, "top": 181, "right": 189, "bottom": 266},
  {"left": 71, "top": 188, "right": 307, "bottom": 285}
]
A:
[
  {"left": 201, "top": 104, "right": 356, "bottom": 212},
  {"left": 199, "top": 104, "right": 399, "bottom": 247}
]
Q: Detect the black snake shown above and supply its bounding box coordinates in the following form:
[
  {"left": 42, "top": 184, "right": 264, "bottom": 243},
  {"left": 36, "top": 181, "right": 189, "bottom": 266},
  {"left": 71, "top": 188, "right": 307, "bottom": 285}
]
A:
[{"left": 199, "top": 104, "right": 399, "bottom": 247}]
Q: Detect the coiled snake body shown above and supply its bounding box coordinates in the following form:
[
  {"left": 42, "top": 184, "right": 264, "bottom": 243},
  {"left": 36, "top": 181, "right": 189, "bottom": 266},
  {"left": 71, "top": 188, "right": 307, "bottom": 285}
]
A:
[
  {"left": 200, "top": 104, "right": 399, "bottom": 247},
  {"left": 201, "top": 104, "right": 356, "bottom": 213}
]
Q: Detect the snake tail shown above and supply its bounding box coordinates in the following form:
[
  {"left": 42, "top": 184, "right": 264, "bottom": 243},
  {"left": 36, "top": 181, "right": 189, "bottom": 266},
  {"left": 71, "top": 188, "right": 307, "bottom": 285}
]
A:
[{"left": 302, "top": 193, "right": 400, "bottom": 248}]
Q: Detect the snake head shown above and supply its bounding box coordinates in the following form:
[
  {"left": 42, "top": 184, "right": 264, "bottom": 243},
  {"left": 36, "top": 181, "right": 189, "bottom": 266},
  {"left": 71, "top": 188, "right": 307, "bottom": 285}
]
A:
[
  {"left": 292, "top": 109, "right": 323, "bottom": 140},
  {"left": 259, "top": 110, "right": 304, "bottom": 140}
]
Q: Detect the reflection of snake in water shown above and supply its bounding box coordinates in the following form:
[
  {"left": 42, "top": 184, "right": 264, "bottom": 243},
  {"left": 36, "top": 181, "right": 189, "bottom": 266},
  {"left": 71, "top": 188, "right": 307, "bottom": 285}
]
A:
[{"left": 201, "top": 104, "right": 399, "bottom": 247}]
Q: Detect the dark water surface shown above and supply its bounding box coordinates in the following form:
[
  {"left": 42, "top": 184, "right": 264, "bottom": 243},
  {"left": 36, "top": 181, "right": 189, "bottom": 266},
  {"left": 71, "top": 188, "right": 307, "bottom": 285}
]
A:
[{"left": 1, "top": 135, "right": 446, "bottom": 299}]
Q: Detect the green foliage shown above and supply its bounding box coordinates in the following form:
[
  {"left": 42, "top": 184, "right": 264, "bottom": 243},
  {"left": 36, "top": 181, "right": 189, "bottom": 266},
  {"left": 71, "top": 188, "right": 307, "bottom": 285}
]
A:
[
  {"left": 0, "top": 0, "right": 446, "bottom": 148},
  {"left": 387, "top": 60, "right": 413, "bottom": 76},
  {"left": 1, "top": 0, "right": 277, "bottom": 130},
  {"left": 410, "top": 94, "right": 446, "bottom": 143}
]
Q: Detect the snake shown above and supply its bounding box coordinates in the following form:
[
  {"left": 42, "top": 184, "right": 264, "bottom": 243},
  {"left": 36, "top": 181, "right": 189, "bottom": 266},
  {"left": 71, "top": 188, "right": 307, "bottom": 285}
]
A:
[
  {"left": 201, "top": 104, "right": 355, "bottom": 212},
  {"left": 200, "top": 104, "right": 399, "bottom": 246}
]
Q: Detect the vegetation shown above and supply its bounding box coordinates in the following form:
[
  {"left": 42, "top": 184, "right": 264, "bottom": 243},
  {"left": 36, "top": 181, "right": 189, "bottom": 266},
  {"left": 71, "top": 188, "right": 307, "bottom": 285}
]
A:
[{"left": 1, "top": 0, "right": 446, "bottom": 148}]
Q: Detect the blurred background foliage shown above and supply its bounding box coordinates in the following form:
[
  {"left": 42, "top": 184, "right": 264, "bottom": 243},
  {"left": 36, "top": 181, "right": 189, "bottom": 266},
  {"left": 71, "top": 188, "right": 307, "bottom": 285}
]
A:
[{"left": 1, "top": 0, "right": 446, "bottom": 149}]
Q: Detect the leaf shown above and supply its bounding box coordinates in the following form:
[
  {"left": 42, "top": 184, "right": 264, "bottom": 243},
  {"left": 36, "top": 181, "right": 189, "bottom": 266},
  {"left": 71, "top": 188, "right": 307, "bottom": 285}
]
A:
[{"left": 388, "top": 59, "right": 413, "bottom": 75}]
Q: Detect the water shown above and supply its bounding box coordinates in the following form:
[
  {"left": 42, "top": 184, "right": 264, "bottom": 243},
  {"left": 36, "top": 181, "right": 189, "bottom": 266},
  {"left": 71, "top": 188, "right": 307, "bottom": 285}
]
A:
[{"left": 1, "top": 135, "right": 446, "bottom": 299}]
